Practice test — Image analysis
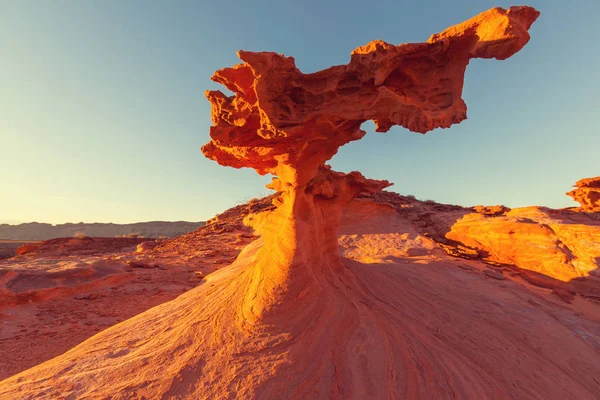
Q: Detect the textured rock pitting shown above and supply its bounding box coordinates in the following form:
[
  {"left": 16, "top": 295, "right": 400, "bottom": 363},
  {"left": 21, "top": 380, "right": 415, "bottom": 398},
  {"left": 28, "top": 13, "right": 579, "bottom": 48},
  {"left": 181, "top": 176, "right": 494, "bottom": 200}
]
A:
[
  {"left": 201, "top": 5, "right": 540, "bottom": 322},
  {"left": 567, "top": 176, "right": 600, "bottom": 212}
]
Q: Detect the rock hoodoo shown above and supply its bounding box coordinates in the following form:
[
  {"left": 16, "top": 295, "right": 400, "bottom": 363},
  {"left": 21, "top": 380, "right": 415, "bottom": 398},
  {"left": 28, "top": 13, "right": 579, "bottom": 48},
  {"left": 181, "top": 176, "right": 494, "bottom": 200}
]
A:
[
  {"left": 202, "top": 6, "right": 540, "bottom": 322},
  {"left": 567, "top": 176, "right": 600, "bottom": 212}
]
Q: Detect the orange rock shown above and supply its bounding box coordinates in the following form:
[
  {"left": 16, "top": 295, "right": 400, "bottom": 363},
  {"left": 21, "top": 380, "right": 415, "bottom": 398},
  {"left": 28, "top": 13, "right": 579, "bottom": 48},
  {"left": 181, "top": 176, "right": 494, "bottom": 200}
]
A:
[
  {"left": 15, "top": 243, "right": 41, "bottom": 255},
  {"left": 201, "top": 5, "right": 539, "bottom": 320},
  {"left": 446, "top": 206, "right": 600, "bottom": 281},
  {"left": 472, "top": 205, "right": 510, "bottom": 216},
  {"left": 566, "top": 176, "right": 600, "bottom": 212},
  {"left": 203, "top": 6, "right": 539, "bottom": 176}
]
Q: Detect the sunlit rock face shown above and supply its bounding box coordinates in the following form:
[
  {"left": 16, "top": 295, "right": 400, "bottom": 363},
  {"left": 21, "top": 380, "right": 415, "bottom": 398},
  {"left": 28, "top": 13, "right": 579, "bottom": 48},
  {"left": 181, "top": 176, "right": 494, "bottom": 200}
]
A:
[
  {"left": 444, "top": 179, "right": 600, "bottom": 282},
  {"left": 567, "top": 177, "right": 600, "bottom": 212},
  {"left": 202, "top": 6, "right": 540, "bottom": 320},
  {"left": 446, "top": 206, "right": 600, "bottom": 282},
  {"left": 203, "top": 6, "right": 539, "bottom": 177}
]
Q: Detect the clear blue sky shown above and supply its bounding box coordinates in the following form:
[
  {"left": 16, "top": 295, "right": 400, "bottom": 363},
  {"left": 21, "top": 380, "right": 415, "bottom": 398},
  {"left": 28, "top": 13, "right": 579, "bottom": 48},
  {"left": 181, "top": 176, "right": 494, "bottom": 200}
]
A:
[{"left": 1, "top": 0, "right": 598, "bottom": 224}]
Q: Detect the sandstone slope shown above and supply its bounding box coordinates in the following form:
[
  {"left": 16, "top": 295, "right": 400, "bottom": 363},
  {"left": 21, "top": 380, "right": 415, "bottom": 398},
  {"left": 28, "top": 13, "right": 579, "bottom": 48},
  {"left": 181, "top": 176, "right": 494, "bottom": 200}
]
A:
[
  {"left": 1, "top": 194, "right": 599, "bottom": 399},
  {"left": 0, "top": 205, "right": 260, "bottom": 379},
  {"left": 446, "top": 206, "right": 600, "bottom": 281},
  {"left": 1, "top": 190, "right": 599, "bottom": 384}
]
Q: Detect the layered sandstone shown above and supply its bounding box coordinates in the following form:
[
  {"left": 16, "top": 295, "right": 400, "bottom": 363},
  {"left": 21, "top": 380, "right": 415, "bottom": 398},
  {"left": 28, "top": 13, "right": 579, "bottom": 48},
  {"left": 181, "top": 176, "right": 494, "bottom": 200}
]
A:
[
  {"left": 4, "top": 195, "right": 600, "bottom": 399},
  {"left": 567, "top": 176, "right": 600, "bottom": 212},
  {"left": 446, "top": 206, "right": 600, "bottom": 281},
  {"left": 437, "top": 179, "right": 600, "bottom": 282},
  {"left": 2, "top": 190, "right": 600, "bottom": 393}
]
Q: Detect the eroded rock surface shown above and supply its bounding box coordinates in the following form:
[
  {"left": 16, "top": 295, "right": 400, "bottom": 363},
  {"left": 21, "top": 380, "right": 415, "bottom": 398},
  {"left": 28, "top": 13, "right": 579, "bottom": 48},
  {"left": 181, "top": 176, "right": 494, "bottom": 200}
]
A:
[
  {"left": 446, "top": 207, "right": 600, "bottom": 281},
  {"left": 0, "top": 213, "right": 257, "bottom": 379},
  {"left": 374, "top": 190, "right": 600, "bottom": 283},
  {"left": 201, "top": 5, "right": 539, "bottom": 322},
  {"left": 567, "top": 176, "right": 600, "bottom": 212},
  {"left": 203, "top": 6, "right": 539, "bottom": 175},
  {"left": 3, "top": 194, "right": 600, "bottom": 400}
]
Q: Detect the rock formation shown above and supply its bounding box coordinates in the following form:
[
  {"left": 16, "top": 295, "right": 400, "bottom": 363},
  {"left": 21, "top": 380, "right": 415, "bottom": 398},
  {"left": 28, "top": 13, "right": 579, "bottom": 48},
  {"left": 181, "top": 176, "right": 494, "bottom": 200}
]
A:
[
  {"left": 203, "top": 5, "right": 539, "bottom": 322},
  {"left": 567, "top": 176, "right": 600, "bottom": 212},
  {"left": 445, "top": 206, "right": 600, "bottom": 281},
  {"left": 1, "top": 7, "right": 563, "bottom": 400}
]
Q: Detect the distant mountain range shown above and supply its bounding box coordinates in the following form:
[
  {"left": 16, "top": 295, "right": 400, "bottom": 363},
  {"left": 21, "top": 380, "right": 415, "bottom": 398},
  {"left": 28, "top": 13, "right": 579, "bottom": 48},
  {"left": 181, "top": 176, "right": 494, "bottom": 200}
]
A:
[{"left": 0, "top": 221, "right": 205, "bottom": 241}]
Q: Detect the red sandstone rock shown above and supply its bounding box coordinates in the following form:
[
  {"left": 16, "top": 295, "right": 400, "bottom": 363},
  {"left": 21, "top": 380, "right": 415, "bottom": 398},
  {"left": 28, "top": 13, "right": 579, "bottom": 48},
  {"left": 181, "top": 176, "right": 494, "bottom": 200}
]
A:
[
  {"left": 135, "top": 240, "right": 160, "bottom": 253},
  {"left": 4, "top": 190, "right": 600, "bottom": 388},
  {"left": 15, "top": 242, "right": 41, "bottom": 255},
  {"left": 567, "top": 176, "right": 600, "bottom": 212},
  {"left": 445, "top": 207, "right": 600, "bottom": 282},
  {"left": 5, "top": 195, "right": 600, "bottom": 399},
  {"left": 203, "top": 6, "right": 539, "bottom": 179},
  {"left": 472, "top": 205, "right": 511, "bottom": 216},
  {"left": 201, "top": 5, "right": 539, "bottom": 321}
]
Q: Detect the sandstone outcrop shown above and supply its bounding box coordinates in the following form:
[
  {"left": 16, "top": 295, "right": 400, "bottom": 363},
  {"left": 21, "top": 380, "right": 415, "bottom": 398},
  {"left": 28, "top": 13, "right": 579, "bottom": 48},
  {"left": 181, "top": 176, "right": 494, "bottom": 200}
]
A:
[
  {"left": 567, "top": 176, "right": 600, "bottom": 212},
  {"left": 0, "top": 7, "right": 559, "bottom": 400},
  {"left": 419, "top": 178, "right": 600, "bottom": 282},
  {"left": 15, "top": 237, "right": 149, "bottom": 257},
  {"left": 3, "top": 189, "right": 600, "bottom": 391},
  {"left": 445, "top": 207, "right": 600, "bottom": 281},
  {"left": 369, "top": 189, "right": 600, "bottom": 284},
  {"left": 202, "top": 5, "right": 539, "bottom": 322}
]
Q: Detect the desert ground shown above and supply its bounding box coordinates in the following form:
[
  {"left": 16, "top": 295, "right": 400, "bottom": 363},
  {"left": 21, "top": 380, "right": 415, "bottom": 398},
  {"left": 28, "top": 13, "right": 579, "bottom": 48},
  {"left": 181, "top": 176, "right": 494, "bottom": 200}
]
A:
[
  {"left": 0, "top": 221, "right": 205, "bottom": 241},
  {"left": 1, "top": 190, "right": 599, "bottom": 398},
  {"left": 0, "top": 200, "right": 267, "bottom": 380},
  {"left": 0, "top": 240, "right": 41, "bottom": 261}
]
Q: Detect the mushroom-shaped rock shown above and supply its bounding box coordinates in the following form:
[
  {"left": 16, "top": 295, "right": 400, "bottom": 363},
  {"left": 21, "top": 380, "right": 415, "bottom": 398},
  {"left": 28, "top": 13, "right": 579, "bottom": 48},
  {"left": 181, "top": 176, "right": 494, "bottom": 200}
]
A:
[
  {"left": 567, "top": 177, "right": 600, "bottom": 212},
  {"left": 202, "top": 6, "right": 539, "bottom": 321},
  {"left": 203, "top": 6, "right": 539, "bottom": 184}
]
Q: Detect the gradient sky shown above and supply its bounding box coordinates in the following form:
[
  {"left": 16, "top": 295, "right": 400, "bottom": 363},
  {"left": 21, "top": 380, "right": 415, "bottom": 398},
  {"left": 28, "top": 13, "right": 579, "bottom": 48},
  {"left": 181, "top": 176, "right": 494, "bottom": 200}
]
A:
[{"left": 1, "top": 0, "right": 598, "bottom": 224}]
